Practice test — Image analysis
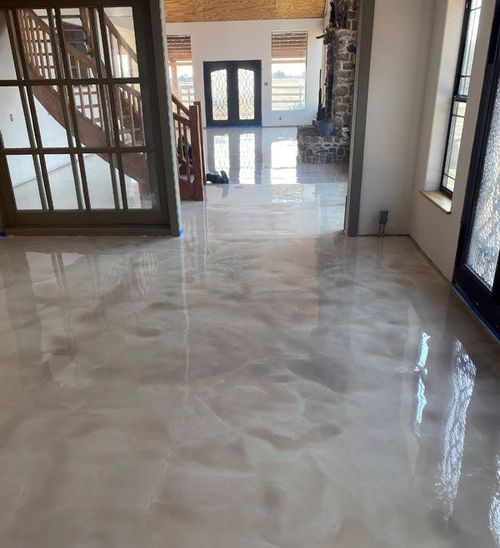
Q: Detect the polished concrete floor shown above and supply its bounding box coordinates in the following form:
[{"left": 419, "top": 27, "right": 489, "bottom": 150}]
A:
[
  {"left": 205, "top": 126, "right": 348, "bottom": 186},
  {"left": 1, "top": 131, "right": 500, "bottom": 547}
]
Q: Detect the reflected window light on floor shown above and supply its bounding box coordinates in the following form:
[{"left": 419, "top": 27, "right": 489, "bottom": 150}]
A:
[
  {"left": 490, "top": 452, "right": 500, "bottom": 545},
  {"left": 213, "top": 134, "right": 230, "bottom": 174},
  {"left": 413, "top": 332, "right": 431, "bottom": 437},
  {"left": 204, "top": 127, "right": 347, "bottom": 187},
  {"left": 435, "top": 340, "right": 477, "bottom": 521},
  {"left": 239, "top": 133, "right": 256, "bottom": 184},
  {"left": 271, "top": 185, "right": 304, "bottom": 204},
  {"left": 271, "top": 139, "right": 297, "bottom": 185}
]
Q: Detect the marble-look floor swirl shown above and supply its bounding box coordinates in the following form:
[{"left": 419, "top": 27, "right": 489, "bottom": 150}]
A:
[{"left": 1, "top": 151, "right": 500, "bottom": 546}]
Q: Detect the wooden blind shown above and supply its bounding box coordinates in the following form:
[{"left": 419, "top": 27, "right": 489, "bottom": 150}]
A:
[
  {"left": 167, "top": 35, "right": 192, "bottom": 63},
  {"left": 271, "top": 31, "right": 308, "bottom": 62}
]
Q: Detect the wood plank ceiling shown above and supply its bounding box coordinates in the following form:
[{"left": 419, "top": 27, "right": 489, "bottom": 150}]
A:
[{"left": 164, "top": 0, "right": 326, "bottom": 22}]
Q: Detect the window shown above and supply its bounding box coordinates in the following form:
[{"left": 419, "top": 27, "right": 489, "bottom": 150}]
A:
[
  {"left": 167, "top": 35, "right": 194, "bottom": 105},
  {"left": 441, "top": 0, "right": 482, "bottom": 195},
  {"left": 271, "top": 31, "right": 307, "bottom": 111}
]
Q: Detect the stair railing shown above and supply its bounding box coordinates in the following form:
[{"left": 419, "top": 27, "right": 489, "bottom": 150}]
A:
[
  {"left": 172, "top": 95, "right": 204, "bottom": 201},
  {"left": 16, "top": 8, "right": 205, "bottom": 201},
  {"left": 18, "top": 9, "right": 144, "bottom": 147}
]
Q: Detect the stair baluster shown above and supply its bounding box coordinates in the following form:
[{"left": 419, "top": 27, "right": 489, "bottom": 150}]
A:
[{"left": 15, "top": 9, "right": 205, "bottom": 203}]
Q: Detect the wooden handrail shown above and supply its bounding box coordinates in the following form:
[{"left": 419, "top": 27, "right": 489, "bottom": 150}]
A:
[
  {"left": 103, "top": 13, "right": 138, "bottom": 64},
  {"left": 17, "top": 8, "right": 205, "bottom": 202},
  {"left": 172, "top": 93, "right": 190, "bottom": 116},
  {"left": 173, "top": 112, "right": 190, "bottom": 124}
]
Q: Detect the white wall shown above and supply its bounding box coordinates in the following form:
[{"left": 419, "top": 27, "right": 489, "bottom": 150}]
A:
[
  {"left": 165, "top": 19, "right": 324, "bottom": 127},
  {"left": 410, "top": 0, "right": 496, "bottom": 280},
  {"left": 357, "top": 0, "right": 435, "bottom": 235}
]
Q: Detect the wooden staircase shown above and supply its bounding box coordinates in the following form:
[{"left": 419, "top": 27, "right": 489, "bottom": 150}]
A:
[{"left": 17, "top": 8, "right": 204, "bottom": 202}]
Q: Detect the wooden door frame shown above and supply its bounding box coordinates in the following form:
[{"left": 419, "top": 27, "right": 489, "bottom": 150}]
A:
[
  {"left": 203, "top": 60, "right": 262, "bottom": 127},
  {"left": 0, "top": 0, "right": 181, "bottom": 236}
]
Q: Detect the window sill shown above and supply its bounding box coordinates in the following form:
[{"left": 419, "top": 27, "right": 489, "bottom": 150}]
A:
[{"left": 420, "top": 190, "right": 452, "bottom": 214}]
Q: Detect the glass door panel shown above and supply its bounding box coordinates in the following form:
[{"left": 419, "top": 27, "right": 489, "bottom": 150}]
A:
[
  {"left": 238, "top": 68, "right": 255, "bottom": 120},
  {"left": 7, "top": 154, "right": 44, "bottom": 210},
  {"left": 72, "top": 84, "right": 113, "bottom": 146},
  {"left": 114, "top": 83, "right": 145, "bottom": 146},
  {"left": 84, "top": 153, "right": 120, "bottom": 209},
  {"left": 210, "top": 69, "right": 228, "bottom": 121},
  {"left": 0, "top": 3, "right": 170, "bottom": 229},
  {"left": 454, "top": 9, "right": 500, "bottom": 335},
  {"left": 32, "top": 85, "right": 75, "bottom": 147},
  {"left": 0, "top": 87, "right": 32, "bottom": 147},
  {"left": 104, "top": 7, "right": 139, "bottom": 78},
  {"left": 465, "top": 78, "right": 500, "bottom": 289},
  {"left": 45, "top": 153, "right": 80, "bottom": 209},
  {"left": 60, "top": 7, "right": 105, "bottom": 79}
]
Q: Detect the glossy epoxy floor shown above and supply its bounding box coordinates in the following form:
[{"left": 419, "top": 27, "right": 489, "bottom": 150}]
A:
[
  {"left": 1, "top": 132, "right": 500, "bottom": 547},
  {"left": 204, "top": 126, "right": 348, "bottom": 186}
]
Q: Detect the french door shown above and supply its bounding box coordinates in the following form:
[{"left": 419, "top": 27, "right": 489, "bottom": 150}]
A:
[
  {"left": 203, "top": 60, "right": 262, "bottom": 127},
  {"left": 454, "top": 1, "right": 500, "bottom": 334},
  {"left": 0, "top": 2, "right": 175, "bottom": 232}
]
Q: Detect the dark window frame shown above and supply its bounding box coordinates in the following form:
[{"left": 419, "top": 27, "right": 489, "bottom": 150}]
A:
[
  {"left": 453, "top": 0, "right": 500, "bottom": 336},
  {"left": 440, "top": 0, "right": 481, "bottom": 197}
]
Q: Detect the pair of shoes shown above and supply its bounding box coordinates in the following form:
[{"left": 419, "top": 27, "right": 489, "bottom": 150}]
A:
[{"left": 220, "top": 170, "right": 230, "bottom": 184}]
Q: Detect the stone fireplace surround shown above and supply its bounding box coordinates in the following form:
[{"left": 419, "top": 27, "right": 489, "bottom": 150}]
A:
[{"left": 298, "top": 0, "right": 359, "bottom": 164}]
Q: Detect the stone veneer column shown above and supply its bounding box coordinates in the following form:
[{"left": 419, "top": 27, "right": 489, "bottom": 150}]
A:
[
  {"left": 331, "top": 27, "right": 357, "bottom": 139},
  {"left": 297, "top": 0, "right": 359, "bottom": 164}
]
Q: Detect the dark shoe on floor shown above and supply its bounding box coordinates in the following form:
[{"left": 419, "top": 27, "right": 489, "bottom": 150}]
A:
[
  {"left": 206, "top": 172, "right": 220, "bottom": 184},
  {"left": 220, "top": 170, "right": 230, "bottom": 184}
]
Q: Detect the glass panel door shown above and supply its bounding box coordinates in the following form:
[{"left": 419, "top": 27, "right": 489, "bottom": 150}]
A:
[
  {"left": 210, "top": 69, "right": 228, "bottom": 122},
  {"left": 0, "top": 3, "right": 170, "bottom": 229},
  {"left": 237, "top": 68, "right": 255, "bottom": 120},
  {"left": 454, "top": 5, "right": 500, "bottom": 334},
  {"left": 465, "top": 79, "right": 500, "bottom": 289},
  {"left": 203, "top": 60, "right": 261, "bottom": 126}
]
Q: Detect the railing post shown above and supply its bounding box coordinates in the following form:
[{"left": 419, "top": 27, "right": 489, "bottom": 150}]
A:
[
  {"left": 194, "top": 101, "right": 206, "bottom": 185},
  {"left": 189, "top": 103, "right": 204, "bottom": 201}
]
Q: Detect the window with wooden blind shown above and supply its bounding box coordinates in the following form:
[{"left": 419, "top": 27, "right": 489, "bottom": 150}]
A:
[
  {"left": 271, "top": 31, "right": 308, "bottom": 111},
  {"left": 167, "top": 35, "right": 194, "bottom": 105}
]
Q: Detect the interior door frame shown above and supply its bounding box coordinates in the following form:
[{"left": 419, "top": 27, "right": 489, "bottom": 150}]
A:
[
  {"left": 203, "top": 60, "right": 262, "bottom": 127},
  {"left": 0, "top": 0, "right": 181, "bottom": 235},
  {"left": 454, "top": 0, "right": 500, "bottom": 334}
]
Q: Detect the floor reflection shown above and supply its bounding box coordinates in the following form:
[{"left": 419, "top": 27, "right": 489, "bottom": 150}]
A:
[
  {"left": 413, "top": 332, "right": 430, "bottom": 437},
  {"left": 205, "top": 126, "right": 348, "bottom": 186},
  {"left": 189, "top": 126, "right": 349, "bottom": 236},
  {"left": 435, "top": 340, "right": 477, "bottom": 521},
  {"left": 491, "top": 452, "right": 500, "bottom": 544},
  {"left": 1, "top": 198, "right": 500, "bottom": 546}
]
